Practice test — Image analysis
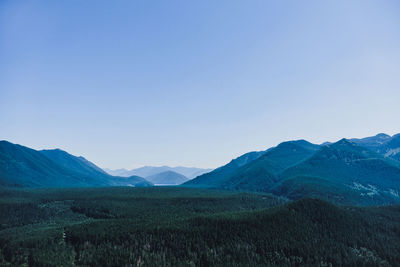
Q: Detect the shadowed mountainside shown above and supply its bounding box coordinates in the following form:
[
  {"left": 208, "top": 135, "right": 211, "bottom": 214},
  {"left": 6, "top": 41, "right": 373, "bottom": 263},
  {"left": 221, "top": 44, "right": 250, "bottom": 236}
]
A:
[
  {"left": 184, "top": 135, "right": 400, "bottom": 205},
  {"left": 0, "top": 141, "right": 152, "bottom": 188}
]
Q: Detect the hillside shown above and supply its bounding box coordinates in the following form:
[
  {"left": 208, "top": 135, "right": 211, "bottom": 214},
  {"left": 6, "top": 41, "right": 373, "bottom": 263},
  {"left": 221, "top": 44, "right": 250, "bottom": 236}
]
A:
[
  {"left": 0, "top": 141, "right": 152, "bottom": 188},
  {"left": 217, "top": 140, "right": 321, "bottom": 191},
  {"left": 184, "top": 140, "right": 319, "bottom": 190},
  {"left": 271, "top": 139, "right": 400, "bottom": 205},
  {"left": 380, "top": 134, "right": 400, "bottom": 161},
  {"left": 184, "top": 138, "right": 400, "bottom": 205},
  {"left": 350, "top": 133, "right": 392, "bottom": 149},
  {"left": 146, "top": 170, "right": 188, "bottom": 185},
  {"left": 183, "top": 150, "right": 266, "bottom": 188},
  {"left": 39, "top": 149, "right": 108, "bottom": 177}
]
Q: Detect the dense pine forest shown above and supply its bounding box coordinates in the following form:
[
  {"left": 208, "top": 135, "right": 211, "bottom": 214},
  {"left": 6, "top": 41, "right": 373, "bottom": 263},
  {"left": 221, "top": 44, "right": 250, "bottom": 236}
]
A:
[{"left": 0, "top": 186, "right": 399, "bottom": 266}]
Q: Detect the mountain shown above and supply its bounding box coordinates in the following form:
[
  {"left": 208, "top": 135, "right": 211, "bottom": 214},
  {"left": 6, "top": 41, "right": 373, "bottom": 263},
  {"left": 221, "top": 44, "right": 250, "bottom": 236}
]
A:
[
  {"left": 39, "top": 149, "right": 108, "bottom": 177},
  {"left": 104, "top": 166, "right": 212, "bottom": 179},
  {"left": 183, "top": 140, "right": 319, "bottom": 190},
  {"left": 146, "top": 171, "right": 189, "bottom": 185},
  {"left": 351, "top": 133, "right": 400, "bottom": 161},
  {"left": 281, "top": 139, "right": 400, "bottom": 185},
  {"left": 383, "top": 134, "right": 400, "bottom": 161},
  {"left": 183, "top": 150, "right": 266, "bottom": 188},
  {"left": 184, "top": 138, "right": 400, "bottom": 205},
  {"left": 221, "top": 140, "right": 320, "bottom": 191},
  {"left": 0, "top": 141, "right": 152, "bottom": 188},
  {"left": 167, "top": 166, "right": 213, "bottom": 179},
  {"left": 350, "top": 133, "right": 391, "bottom": 148},
  {"left": 273, "top": 139, "right": 400, "bottom": 205}
]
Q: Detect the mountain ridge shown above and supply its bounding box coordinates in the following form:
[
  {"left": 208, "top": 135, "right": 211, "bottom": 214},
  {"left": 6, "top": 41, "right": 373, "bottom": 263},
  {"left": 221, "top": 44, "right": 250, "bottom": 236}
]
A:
[
  {"left": 0, "top": 140, "right": 152, "bottom": 188},
  {"left": 104, "top": 166, "right": 212, "bottom": 179},
  {"left": 2, "top": 132, "right": 400, "bottom": 205},
  {"left": 184, "top": 134, "right": 400, "bottom": 205},
  {"left": 183, "top": 140, "right": 319, "bottom": 190}
]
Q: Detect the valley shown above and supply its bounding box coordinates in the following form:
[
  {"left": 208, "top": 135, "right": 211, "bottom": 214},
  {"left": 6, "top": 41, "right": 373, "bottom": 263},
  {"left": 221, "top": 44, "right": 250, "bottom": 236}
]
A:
[
  {"left": 1, "top": 133, "right": 400, "bottom": 266},
  {"left": 0, "top": 187, "right": 399, "bottom": 266}
]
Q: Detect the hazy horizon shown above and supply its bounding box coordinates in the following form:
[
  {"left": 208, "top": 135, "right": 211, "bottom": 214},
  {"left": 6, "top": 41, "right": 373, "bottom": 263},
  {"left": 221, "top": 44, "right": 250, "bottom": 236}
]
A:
[
  {"left": 2, "top": 131, "right": 399, "bottom": 171},
  {"left": 1, "top": 0, "right": 400, "bottom": 169}
]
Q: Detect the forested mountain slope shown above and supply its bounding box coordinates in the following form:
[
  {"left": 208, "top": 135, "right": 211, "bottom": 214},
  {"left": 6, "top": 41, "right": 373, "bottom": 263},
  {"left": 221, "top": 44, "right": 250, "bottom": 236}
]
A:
[
  {"left": 184, "top": 138, "right": 400, "bottom": 205},
  {"left": 0, "top": 141, "right": 152, "bottom": 188}
]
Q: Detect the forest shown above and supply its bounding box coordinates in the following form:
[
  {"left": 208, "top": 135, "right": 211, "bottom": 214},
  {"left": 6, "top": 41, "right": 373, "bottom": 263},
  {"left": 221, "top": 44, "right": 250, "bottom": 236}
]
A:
[{"left": 0, "top": 186, "right": 399, "bottom": 266}]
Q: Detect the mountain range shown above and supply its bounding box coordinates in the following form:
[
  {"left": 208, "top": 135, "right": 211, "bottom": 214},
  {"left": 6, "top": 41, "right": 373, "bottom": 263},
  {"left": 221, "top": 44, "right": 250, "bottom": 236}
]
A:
[
  {"left": 184, "top": 133, "right": 400, "bottom": 205},
  {"left": 351, "top": 133, "right": 400, "bottom": 161},
  {"left": 1, "top": 133, "right": 400, "bottom": 205},
  {"left": 0, "top": 141, "right": 152, "bottom": 188},
  {"left": 103, "top": 166, "right": 212, "bottom": 179}
]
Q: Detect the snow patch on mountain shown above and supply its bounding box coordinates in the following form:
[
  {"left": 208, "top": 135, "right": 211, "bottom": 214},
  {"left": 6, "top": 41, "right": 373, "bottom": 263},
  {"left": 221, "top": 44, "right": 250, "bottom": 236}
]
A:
[
  {"left": 388, "top": 189, "right": 399, "bottom": 198},
  {"left": 350, "top": 182, "right": 379, "bottom": 197},
  {"left": 384, "top": 148, "right": 400, "bottom": 157}
]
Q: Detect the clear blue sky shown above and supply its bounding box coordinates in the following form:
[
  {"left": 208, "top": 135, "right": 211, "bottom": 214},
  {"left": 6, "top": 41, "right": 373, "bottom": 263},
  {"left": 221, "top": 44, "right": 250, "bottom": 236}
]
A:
[{"left": 1, "top": 0, "right": 400, "bottom": 169}]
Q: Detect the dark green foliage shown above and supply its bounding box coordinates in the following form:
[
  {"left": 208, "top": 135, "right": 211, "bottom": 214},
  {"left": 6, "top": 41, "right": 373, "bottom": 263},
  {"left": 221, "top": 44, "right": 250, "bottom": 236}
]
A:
[
  {"left": 271, "top": 176, "right": 399, "bottom": 206},
  {"left": 0, "top": 187, "right": 399, "bottom": 266},
  {"left": 0, "top": 203, "right": 52, "bottom": 229}
]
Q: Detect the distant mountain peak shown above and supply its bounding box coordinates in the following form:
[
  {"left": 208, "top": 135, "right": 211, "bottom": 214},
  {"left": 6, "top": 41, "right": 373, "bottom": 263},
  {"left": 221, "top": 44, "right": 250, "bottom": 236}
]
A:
[
  {"left": 375, "top": 133, "right": 391, "bottom": 138},
  {"left": 329, "top": 139, "right": 363, "bottom": 149},
  {"left": 336, "top": 138, "right": 351, "bottom": 144},
  {"left": 276, "top": 139, "right": 319, "bottom": 150},
  {"left": 322, "top": 139, "right": 375, "bottom": 158},
  {"left": 321, "top": 139, "right": 352, "bottom": 149},
  {"left": 146, "top": 170, "right": 188, "bottom": 185},
  {"left": 104, "top": 166, "right": 212, "bottom": 179}
]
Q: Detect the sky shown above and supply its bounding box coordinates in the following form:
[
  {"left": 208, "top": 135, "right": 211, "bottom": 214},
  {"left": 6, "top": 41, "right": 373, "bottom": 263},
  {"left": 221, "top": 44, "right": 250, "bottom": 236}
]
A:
[{"left": 1, "top": 0, "right": 400, "bottom": 169}]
